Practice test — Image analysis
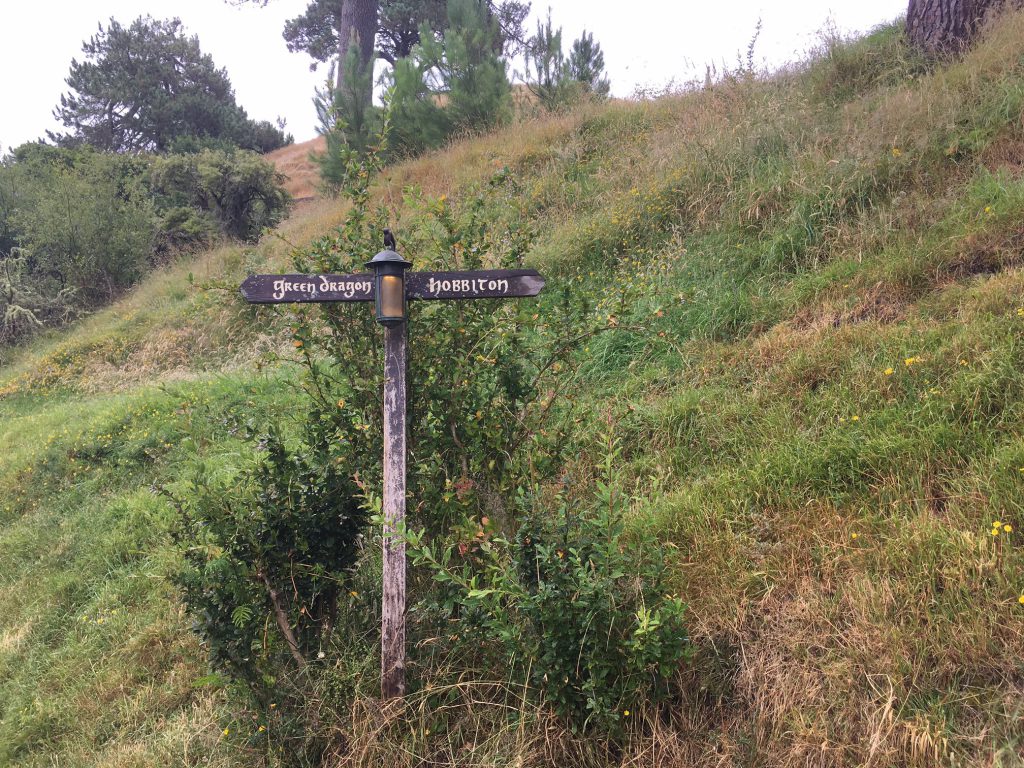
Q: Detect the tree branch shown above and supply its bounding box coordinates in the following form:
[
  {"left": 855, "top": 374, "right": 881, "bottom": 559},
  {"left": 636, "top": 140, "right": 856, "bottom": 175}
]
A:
[{"left": 260, "top": 571, "right": 308, "bottom": 669}]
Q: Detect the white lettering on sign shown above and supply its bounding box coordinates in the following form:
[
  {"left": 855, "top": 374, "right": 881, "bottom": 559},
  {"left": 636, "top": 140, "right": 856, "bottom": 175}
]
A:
[
  {"left": 272, "top": 277, "right": 371, "bottom": 300},
  {"left": 427, "top": 276, "right": 510, "bottom": 296},
  {"left": 318, "top": 275, "right": 372, "bottom": 298}
]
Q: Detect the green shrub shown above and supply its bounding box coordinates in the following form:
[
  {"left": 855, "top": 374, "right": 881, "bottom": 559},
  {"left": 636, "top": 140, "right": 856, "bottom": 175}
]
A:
[
  {"left": 167, "top": 424, "right": 366, "bottom": 700},
  {"left": 410, "top": 434, "right": 691, "bottom": 734},
  {"left": 0, "top": 249, "right": 77, "bottom": 344},
  {"left": 4, "top": 144, "right": 156, "bottom": 306},
  {"left": 148, "top": 149, "right": 291, "bottom": 243},
  {"left": 169, "top": 135, "right": 590, "bottom": 754},
  {"left": 0, "top": 142, "right": 290, "bottom": 343}
]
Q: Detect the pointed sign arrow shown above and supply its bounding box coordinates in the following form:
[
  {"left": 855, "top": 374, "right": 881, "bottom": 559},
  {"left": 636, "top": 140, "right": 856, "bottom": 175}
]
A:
[
  {"left": 239, "top": 269, "right": 544, "bottom": 304},
  {"left": 239, "top": 260, "right": 545, "bottom": 701}
]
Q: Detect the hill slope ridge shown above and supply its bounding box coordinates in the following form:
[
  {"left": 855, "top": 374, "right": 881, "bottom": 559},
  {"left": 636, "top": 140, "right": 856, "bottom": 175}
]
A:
[{"left": 2, "top": 14, "right": 1024, "bottom": 766}]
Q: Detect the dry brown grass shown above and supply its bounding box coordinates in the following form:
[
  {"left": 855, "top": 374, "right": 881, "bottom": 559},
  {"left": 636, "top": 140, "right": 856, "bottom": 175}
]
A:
[{"left": 267, "top": 135, "right": 327, "bottom": 200}]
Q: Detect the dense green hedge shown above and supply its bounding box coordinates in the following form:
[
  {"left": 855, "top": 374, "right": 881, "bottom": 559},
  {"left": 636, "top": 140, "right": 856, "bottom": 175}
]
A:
[{"left": 0, "top": 143, "right": 290, "bottom": 343}]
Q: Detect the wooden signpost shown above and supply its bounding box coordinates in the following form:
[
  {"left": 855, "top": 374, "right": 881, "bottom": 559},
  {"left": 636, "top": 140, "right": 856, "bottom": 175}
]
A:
[{"left": 240, "top": 242, "right": 544, "bottom": 699}]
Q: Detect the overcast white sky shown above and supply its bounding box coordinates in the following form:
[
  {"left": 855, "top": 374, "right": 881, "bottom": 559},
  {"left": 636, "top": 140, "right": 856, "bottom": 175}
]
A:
[{"left": 0, "top": 0, "right": 907, "bottom": 150}]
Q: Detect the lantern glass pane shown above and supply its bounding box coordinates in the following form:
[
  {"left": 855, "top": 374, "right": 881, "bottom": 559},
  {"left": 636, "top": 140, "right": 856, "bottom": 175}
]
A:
[{"left": 380, "top": 274, "right": 404, "bottom": 318}]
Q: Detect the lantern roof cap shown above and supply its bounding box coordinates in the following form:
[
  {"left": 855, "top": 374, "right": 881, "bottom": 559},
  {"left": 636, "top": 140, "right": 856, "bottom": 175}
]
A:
[{"left": 366, "top": 249, "right": 411, "bottom": 269}]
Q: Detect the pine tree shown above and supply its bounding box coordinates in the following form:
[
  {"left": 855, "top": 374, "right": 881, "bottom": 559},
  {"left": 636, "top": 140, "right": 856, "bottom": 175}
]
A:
[
  {"left": 525, "top": 10, "right": 569, "bottom": 110},
  {"left": 382, "top": 0, "right": 511, "bottom": 157},
  {"left": 443, "top": 0, "right": 512, "bottom": 130},
  {"left": 52, "top": 17, "right": 289, "bottom": 153},
  {"left": 568, "top": 30, "right": 610, "bottom": 97}
]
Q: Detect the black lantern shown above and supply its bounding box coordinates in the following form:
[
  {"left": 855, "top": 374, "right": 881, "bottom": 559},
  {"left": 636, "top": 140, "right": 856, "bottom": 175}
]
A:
[{"left": 366, "top": 247, "right": 412, "bottom": 326}]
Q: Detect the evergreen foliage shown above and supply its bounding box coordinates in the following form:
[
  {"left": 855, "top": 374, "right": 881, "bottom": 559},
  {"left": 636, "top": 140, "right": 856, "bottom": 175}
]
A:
[
  {"left": 385, "top": 55, "right": 453, "bottom": 157},
  {"left": 314, "top": 0, "right": 514, "bottom": 170},
  {"left": 568, "top": 30, "right": 610, "bottom": 97},
  {"left": 281, "top": 0, "right": 528, "bottom": 68},
  {"left": 377, "top": 0, "right": 448, "bottom": 63},
  {"left": 311, "top": 52, "right": 382, "bottom": 190},
  {"left": 441, "top": 0, "right": 512, "bottom": 130},
  {"left": 525, "top": 12, "right": 610, "bottom": 110},
  {"left": 383, "top": 0, "right": 511, "bottom": 158},
  {"left": 52, "top": 16, "right": 291, "bottom": 154},
  {"left": 525, "top": 9, "right": 569, "bottom": 109}
]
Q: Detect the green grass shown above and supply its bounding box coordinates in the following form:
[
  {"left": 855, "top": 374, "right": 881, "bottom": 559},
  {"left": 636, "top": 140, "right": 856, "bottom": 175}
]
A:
[
  {"left": 0, "top": 373, "right": 309, "bottom": 766},
  {"left": 4, "top": 10, "right": 1024, "bottom": 766}
]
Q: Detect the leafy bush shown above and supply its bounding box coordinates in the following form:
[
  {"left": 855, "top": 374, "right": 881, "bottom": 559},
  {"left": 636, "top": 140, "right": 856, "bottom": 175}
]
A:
[
  {"left": 4, "top": 144, "right": 156, "bottom": 306},
  {"left": 0, "top": 249, "right": 77, "bottom": 344},
  {"left": 168, "top": 425, "right": 366, "bottom": 699},
  {"left": 148, "top": 149, "right": 291, "bottom": 243},
  {"left": 0, "top": 142, "right": 290, "bottom": 343},
  {"left": 170, "top": 132, "right": 584, "bottom": 749},
  {"left": 410, "top": 433, "right": 690, "bottom": 734}
]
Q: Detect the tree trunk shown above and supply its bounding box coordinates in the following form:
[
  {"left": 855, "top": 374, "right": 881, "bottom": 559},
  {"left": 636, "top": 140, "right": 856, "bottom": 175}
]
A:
[
  {"left": 336, "top": 0, "right": 379, "bottom": 106},
  {"left": 905, "top": 0, "right": 1010, "bottom": 54}
]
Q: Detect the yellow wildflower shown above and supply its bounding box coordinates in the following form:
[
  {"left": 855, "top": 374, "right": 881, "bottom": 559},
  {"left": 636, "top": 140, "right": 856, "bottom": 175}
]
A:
[
  {"left": 622, "top": 709, "right": 631, "bottom": 717},
  {"left": 1004, "top": 524, "right": 1013, "bottom": 533},
  {"left": 223, "top": 728, "right": 230, "bottom": 736},
  {"left": 884, "top": 367, "right": 895, "bottom": 376},
  {"left": 891, "top": 147, "right": 902, "bottom": 157}
]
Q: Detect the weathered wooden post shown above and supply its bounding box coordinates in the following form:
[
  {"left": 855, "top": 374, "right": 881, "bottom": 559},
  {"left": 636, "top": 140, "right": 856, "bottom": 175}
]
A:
[
  {"left": 365, "top": 247, "right": 412, "bottom": 699},
  {"left": 239, "top": 231, "right": 545, "bottom": 701}
]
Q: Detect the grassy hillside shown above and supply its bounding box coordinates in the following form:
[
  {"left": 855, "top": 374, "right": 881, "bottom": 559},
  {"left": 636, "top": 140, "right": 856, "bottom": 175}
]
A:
[
  {"left": 265, "top": 136, "right": 327, "bottom": 200},
  {"left": 2, "top": 13, "right": 1024, "bottom": 766}
]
